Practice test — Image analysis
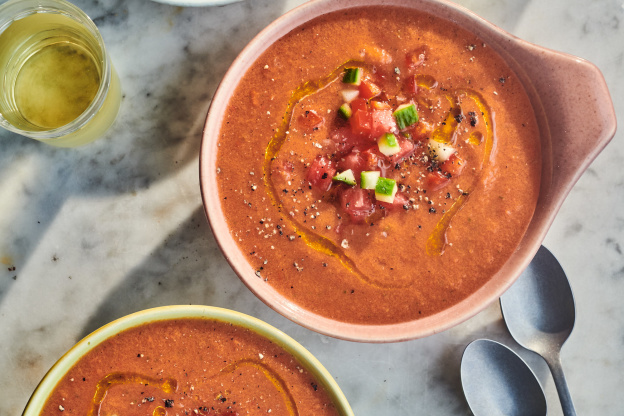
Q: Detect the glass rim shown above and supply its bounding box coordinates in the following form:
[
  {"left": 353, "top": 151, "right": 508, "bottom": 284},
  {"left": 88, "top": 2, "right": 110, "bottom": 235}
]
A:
[{"left": 0, "top": 0, "right": 112, "bottom": 140}]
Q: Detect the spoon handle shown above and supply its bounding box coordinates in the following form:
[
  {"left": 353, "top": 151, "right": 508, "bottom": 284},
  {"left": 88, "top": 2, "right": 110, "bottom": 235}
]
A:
[{"left": 546, "top": 353, "right": 577, "bottom": 416}]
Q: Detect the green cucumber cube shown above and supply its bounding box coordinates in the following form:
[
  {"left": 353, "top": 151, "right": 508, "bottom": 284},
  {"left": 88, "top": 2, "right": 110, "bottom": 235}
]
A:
[
  {"left": 375, "top": 177, "right": 398, "bottom": 203},
  {"left": 360, "top": 171, "right": 380, "bottom": 189},
  {"left": 338, "top": 103, "right": 352, "bottom": 119},
  {"left": 342, "top": 67, "right": 362, "bottom": 86},
  {"left": 393, "top": 103, "right": 419, "bottom": 129},
  {"left": 377, "top": 132, "right": 400, "bottom": 156},
  {"left": 333, "top": 169, "right": 356, "bottom": 186}
]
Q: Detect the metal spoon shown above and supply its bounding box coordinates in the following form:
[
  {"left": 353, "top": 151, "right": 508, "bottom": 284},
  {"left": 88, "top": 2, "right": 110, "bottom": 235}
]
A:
[
  {"left": 500, "top": 245, "right": 577, "bottom": 416},
  {"left": 461, "top": 339, "right": 547, "bottom": 416}
]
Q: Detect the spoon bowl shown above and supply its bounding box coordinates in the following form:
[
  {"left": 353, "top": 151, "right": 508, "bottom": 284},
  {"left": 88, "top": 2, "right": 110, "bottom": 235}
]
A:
[
  {"left": 461, "top": 339, "right": 547, "bottom": 416},
  {"left": 500, "top": 245, "right": 577, "bottom": 415}
]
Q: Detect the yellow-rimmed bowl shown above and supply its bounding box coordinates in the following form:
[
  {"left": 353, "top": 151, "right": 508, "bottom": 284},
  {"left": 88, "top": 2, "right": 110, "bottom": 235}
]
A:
[{"left": 22, "top": 305, "right": 353, "bottom": 416}]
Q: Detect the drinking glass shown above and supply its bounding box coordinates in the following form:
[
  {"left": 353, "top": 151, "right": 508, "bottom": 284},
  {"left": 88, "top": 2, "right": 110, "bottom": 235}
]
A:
[{"left": 0, "top": 0, "right": 121, "bottom": 147}]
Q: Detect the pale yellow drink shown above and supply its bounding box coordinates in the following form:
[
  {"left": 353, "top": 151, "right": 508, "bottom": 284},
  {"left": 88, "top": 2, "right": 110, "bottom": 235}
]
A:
[{"left": 0, "top": 0, "right": 121, "bottom": 147}]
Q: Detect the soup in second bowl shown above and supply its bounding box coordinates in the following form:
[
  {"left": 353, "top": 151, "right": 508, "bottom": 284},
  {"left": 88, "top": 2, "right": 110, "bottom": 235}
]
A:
[{"left": 38, "top": 317, "right": 344, "bottom": 416}]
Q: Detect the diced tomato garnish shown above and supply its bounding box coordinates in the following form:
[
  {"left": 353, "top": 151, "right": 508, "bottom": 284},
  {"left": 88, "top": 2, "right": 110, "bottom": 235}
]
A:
[
  {"left": 403, "top": 122, "right": 429, "bottom": 143},
  {"left": 306, "top": 155, "right": 336, "bottom": 191},
  {"left": 360, "top": 147, "right": 381, "bottom": 171},
  {"left": 351, "top": 108, "right": 397, "bottom": 139},
  {"left": 298, "top": 110, "right": 324, "bottom": 132},
  {"left": 405, "top": 75, "right": 418, "bottom": 94},
  {"left": 339, "top": 188, "right": 375, "bottom": 223},
  {"left": 439, "top": 153, "right": 465, "bottom": 178},
  {"left": 350, "top": 109, "right": 373, "bottom": 136},
  {"left": 350, "top": 98, "right": 369, "bottom": 113},
  {"left": 337, "top": 152, "right": 365, "bottom": 177},
  {"left": 378, "top": 192, "right": 410, "bottom": 211},
  {"left": 370, "top": 109, "right": 397, "bottom": 138},
  {"left": 371, "top": 100, "right": 392, "bottom": 110},
  {"left": 371, "top": 92, "right": 392, "bottom": 109},
  {"left": 337, "top": 147, "right": 380, "bottom": 176},
  {"left": 359, "top": 80, "right": 382, "bottom": 99},
  {"left": 405, "top": 45, "right": 429, "bottom": 70},
  {"left": 329, "top": 126, "right": 370, "bottom": 153},
  {"left": 424, "top": 170, "right": 451, "bottom": 192},
  {"left": 389, "top": 137, "right": 415, "bottom": 163},
  {"left": 377, "top": 91, "right": 391, "bottom": 101}
]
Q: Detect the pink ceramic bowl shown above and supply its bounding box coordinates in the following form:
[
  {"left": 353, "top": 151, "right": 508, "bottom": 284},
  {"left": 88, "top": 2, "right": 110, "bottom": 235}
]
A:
[{"left": 200, "top": 0, "right": 616, "bottom": 342}]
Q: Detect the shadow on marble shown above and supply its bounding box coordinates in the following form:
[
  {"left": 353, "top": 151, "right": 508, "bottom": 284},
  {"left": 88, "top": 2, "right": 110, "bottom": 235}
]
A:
[
  {"left": 0, "top": 0, "right": 287, "bottom": 305},
  {"left": 77, "top": 205, "right": 262, "bottom": 338},
  {"left": 429, "top": 342, "right": 473, "bottom": 413}
]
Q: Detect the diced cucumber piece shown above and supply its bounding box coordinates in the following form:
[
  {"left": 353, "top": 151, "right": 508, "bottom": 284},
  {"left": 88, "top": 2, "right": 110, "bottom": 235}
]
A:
[
  {"left": 393, "top": 103, "right": 419, "bottom": 129},
  {"left": 338, "top": 103, "right": 352, "bottom": 119},
  {"left": 427, "top": 138, "right": 455, "bottom": 162},
  {"left": 375, "top": 177, "right": 398, "bottom": 203},
  {"left": 360, "top": 171, "right": 380, "bottom": 189},
  {"left": 377, "top": 132, "right": 401, "bottom": 157},
  {"left": 333, "top": 169, "right": 356, "bottom": 186},
  {"left": 342, "top": 67, "right": 362, "bottom": 86},
  {"left": 341, "top": 89, "right": 359, "bottom": 103}
]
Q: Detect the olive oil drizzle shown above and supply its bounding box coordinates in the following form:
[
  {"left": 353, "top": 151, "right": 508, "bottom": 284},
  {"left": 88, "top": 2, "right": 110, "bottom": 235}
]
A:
[
  {"left": 263, "top": 61, "right": 409, "bottom": 289},
  {"left": 88, "top": 358, "right": 298, "bottom": 415},
  {"left": 88, "top": 373, "right": 177, "bottom": 416},
  {"left": 153, "top": 406, "right": 168, "bottom": 416},
  {"left": 430, "top": 95, "right": 462, "bottom": 145},
  {"left": 415, "top": 74, "right": 438, "bottom": 90},
  {"left": 426, "top": 89, "right": 495, "bottom": 255},
  {"left": 221, "top": 359, "right": 299, "bottom": 416}
]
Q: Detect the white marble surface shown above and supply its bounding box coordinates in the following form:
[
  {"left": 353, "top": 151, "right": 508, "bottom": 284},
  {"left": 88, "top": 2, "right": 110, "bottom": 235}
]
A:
[{"left": 0, "top": 0, "right": 622, "bottom": 414}]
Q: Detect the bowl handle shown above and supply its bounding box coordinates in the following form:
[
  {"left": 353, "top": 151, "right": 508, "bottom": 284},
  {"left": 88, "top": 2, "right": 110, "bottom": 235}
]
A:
[{"left": 510, "top": 43, "right": 617, "bottom": 210}]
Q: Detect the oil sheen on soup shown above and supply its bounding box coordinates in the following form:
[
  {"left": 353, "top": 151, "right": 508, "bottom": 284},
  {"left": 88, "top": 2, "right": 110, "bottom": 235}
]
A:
[
  {"left": 216, "top": 7, "right": 541, "bottom": 325},
  {"left": 39, "top": 319, "right": 341, "bottom": 416}
]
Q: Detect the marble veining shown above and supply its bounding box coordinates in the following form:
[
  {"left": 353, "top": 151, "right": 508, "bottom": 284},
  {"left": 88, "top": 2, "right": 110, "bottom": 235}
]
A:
[{"left": 0, "top": 0, "right": 622, "bottom": 415}]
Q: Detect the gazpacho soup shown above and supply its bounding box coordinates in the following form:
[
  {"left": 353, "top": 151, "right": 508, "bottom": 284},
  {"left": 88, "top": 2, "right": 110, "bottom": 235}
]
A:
[
  {"left": 38, "top": 318, "right": 342, "bottom": 415},
  {"left": 216, "top": 7, "right": 541, "bottom": 325}
]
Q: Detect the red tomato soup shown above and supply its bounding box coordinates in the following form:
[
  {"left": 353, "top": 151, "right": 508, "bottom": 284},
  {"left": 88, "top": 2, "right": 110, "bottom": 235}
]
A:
[
  {"left": 39, "top": 319, "right": 341, "bottom": 416},
  {"left": 216, "top": 7, "right": 541, "bottom": 325}
]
